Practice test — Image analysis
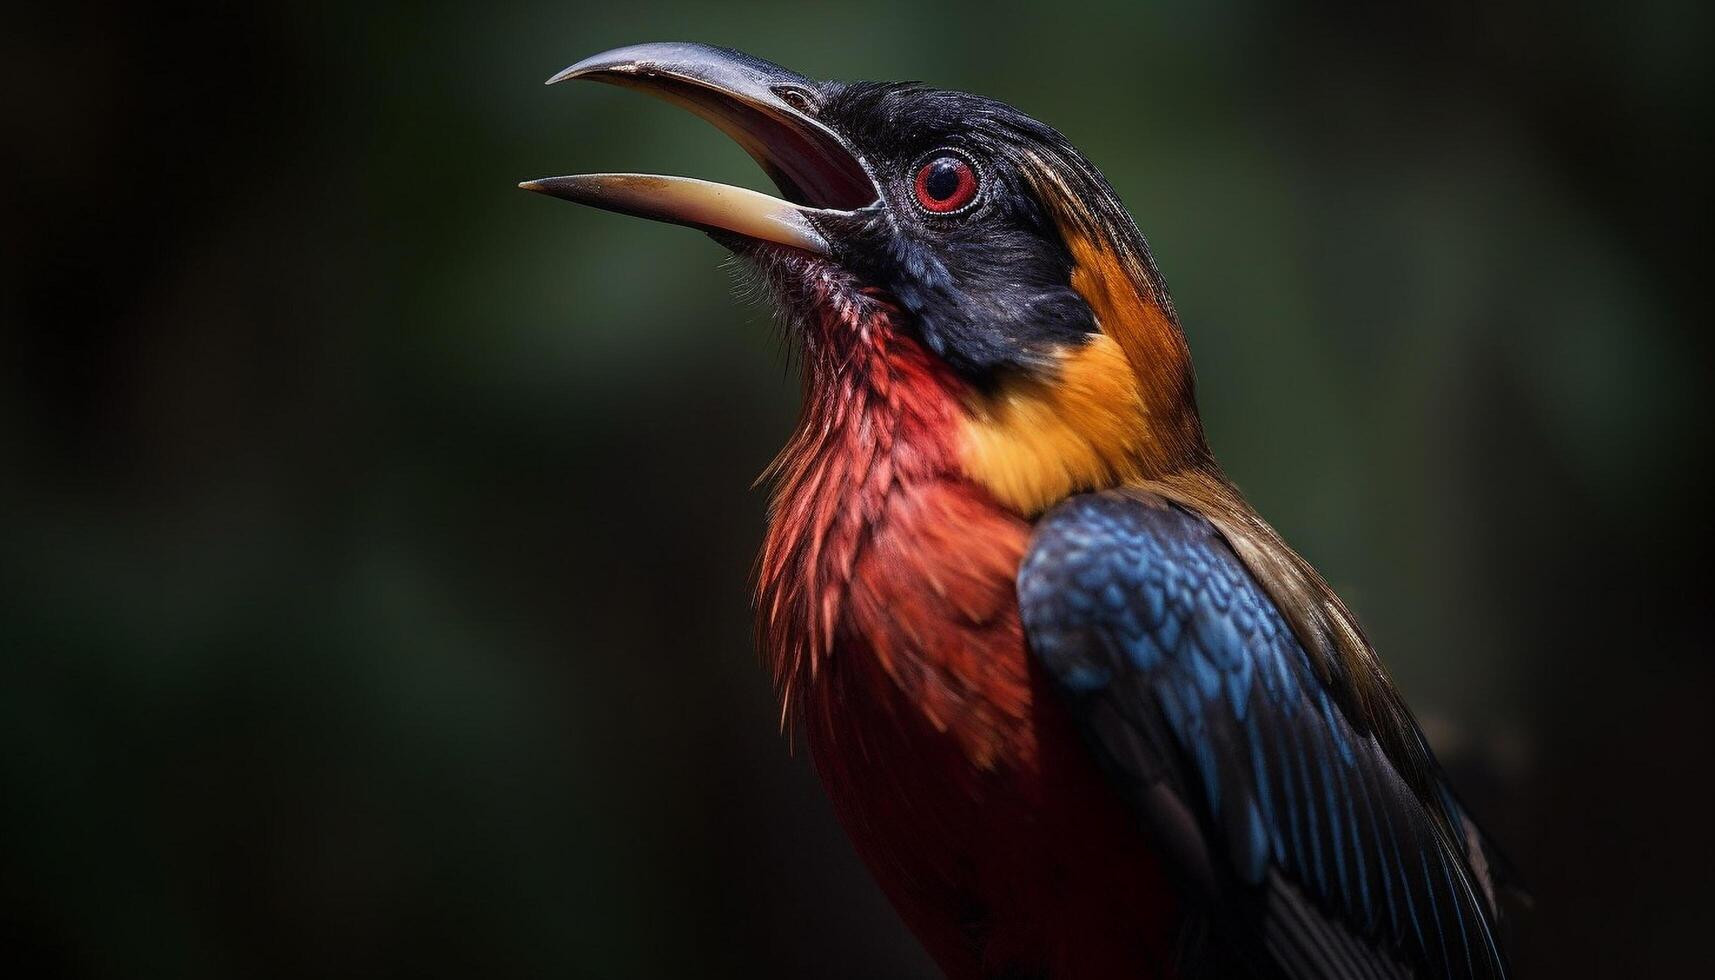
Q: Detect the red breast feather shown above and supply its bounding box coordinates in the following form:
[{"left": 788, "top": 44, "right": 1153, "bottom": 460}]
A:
[{"left": 755, "top": 284, "right": 1180, "bottom": 978}]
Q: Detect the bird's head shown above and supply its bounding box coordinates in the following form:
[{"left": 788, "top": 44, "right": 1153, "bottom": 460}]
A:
[{"left": 524, "top": 43, "right": 1211, "bottom": 514}]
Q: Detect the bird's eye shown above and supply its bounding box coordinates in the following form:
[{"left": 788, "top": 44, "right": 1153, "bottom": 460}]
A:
[{"left": 912, "top": 153, "right": 980, "bottom": 214}]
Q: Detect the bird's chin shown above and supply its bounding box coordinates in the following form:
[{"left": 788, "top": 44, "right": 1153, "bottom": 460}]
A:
[{"left": 716, "top": 234, "right": 873, "bottom": 320}]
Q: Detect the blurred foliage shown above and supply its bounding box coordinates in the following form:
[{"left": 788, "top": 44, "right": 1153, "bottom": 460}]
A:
[{"left": 3, "top": 1, "right": 1710, "bottom": 977}]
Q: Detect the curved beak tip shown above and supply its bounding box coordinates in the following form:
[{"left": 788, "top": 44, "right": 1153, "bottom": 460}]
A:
[{"left": 545, "top": 53, "right": 643, "bottom": 86}]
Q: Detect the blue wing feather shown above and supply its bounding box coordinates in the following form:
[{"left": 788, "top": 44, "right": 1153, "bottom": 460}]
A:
[{"left": 1020, "top": 490, "right": 1507, "bottom": 979}]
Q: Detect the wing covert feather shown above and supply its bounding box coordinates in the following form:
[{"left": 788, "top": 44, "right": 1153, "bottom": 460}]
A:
[{"left": 1019, "top": 490, "right": 1506, "bottom": 978}]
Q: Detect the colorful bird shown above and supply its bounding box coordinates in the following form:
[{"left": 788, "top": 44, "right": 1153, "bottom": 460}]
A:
[{"left": 523, "top": 42, "right": 1516, "bottom": 980}]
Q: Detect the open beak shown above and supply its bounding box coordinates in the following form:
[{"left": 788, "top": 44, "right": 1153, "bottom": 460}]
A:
[{"left": 520, "top": 42, "right": 878, "bottom": 256}]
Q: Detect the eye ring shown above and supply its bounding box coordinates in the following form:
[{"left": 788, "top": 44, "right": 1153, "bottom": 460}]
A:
[{"left": 911, "top": 150, "right": 982, "bottom": 215}]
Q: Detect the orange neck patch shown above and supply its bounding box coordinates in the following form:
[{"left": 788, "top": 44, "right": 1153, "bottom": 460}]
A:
[
  {"left": 958, "top": 225, "right": 1207, "bottom": 516},
  {"left": 959, "top": 335, "right": 1152, "bottom": 515}
]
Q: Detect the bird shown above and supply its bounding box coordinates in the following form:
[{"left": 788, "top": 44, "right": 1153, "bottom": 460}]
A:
[{"left": 522, "top": 42, "right": 1517, "bottom": 980}]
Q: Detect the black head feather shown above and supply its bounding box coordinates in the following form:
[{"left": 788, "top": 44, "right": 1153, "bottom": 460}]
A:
[{"left": 805, "top": 82, "right": 1170, "bottom": 381}]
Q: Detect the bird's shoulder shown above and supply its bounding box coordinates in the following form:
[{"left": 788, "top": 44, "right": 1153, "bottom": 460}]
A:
[{"left": 1017, "top": 486, "right": 1509, "bottom": 979}]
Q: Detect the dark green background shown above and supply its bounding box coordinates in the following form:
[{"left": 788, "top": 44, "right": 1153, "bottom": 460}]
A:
[{"left": 5, "top": 2, "right": 1710, "bottom": 977}]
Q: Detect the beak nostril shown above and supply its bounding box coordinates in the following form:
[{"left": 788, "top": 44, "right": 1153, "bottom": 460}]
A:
[{"left": 774, "top": 85, "right": 818, "bottom": 114}]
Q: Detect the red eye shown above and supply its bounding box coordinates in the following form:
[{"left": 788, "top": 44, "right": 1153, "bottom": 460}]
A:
[{"left": 913, "top": 153, "right": 979, "bottom": 214}]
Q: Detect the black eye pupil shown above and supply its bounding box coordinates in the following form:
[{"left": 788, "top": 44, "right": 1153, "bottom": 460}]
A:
[{"left": 924, "top": 159, "right": 963, "bottom": 200}]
